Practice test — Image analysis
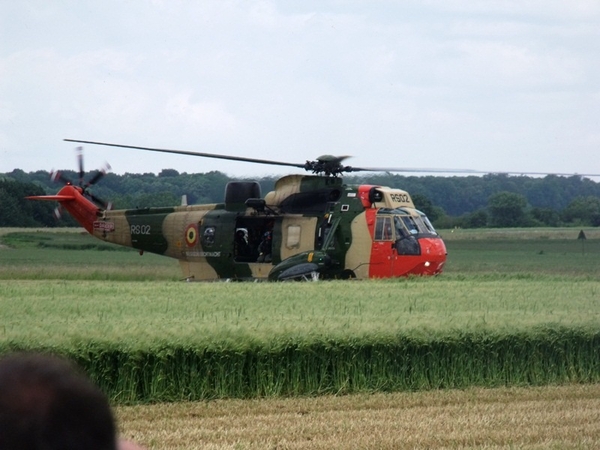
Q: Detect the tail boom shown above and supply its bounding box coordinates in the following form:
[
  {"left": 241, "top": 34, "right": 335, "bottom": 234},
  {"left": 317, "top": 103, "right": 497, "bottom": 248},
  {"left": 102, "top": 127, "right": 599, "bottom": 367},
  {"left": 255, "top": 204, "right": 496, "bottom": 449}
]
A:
[{"left": 27, "top": 185, "right": 100, "bottom": 234}]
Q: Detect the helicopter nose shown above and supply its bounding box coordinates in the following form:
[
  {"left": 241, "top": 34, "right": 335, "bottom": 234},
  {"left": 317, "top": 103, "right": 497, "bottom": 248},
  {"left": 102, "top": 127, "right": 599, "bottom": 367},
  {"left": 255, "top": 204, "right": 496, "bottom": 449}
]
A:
[
  {"left": 419, "top": 237, "right": 447, "bottom": 257},
  {"left": 417, "top": 237, "right": 447, "bottom": 275}
]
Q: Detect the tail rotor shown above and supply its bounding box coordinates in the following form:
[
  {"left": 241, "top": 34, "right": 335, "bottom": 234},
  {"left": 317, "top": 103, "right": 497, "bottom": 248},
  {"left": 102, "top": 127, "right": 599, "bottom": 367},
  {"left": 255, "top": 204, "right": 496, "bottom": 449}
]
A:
[{"left": 51, "top": 147, "right": 112, "bottom": 210}]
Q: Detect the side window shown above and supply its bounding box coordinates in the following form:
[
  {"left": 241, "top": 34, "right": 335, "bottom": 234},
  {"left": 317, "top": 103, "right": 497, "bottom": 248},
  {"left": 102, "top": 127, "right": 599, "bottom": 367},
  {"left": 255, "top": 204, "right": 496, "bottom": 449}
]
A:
[
  {"left": 286, "top": 225, "right": 301, "bottom": 249},
  {"left": 375, "top": 216, "right": 393, "bottom": 241},
  {"left": 203, "top": 226, "right": 215, "bottom": 246}
]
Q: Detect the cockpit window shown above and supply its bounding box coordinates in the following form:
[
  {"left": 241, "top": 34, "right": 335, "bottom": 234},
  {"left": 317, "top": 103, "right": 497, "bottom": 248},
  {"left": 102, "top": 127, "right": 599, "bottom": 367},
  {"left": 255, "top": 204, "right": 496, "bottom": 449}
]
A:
[
  {"left": 376, "top": 209, "right": 438, "bottom": 241},
  {"left": 397, "top": 213, "right": 437, "bottom": 236},
  {"left": 414, "top": 210, "right": 437, "bottom": 235},
  {"left": 400, "top": 215, "right": 419, "bottom": 234}
]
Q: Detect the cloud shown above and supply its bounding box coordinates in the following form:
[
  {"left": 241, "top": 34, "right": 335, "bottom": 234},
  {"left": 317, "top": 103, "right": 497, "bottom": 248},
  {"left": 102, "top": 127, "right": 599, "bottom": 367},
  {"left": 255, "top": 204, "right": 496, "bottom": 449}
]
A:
[{"left": 1, "top": 1, "right": 599, "bottom": 177}]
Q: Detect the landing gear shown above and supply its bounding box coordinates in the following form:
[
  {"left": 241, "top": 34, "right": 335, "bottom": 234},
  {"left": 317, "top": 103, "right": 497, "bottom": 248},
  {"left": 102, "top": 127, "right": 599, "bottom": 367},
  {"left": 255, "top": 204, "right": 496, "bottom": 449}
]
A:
[{"left": 339, "top": 269, "right": 356, "bottom": 280}]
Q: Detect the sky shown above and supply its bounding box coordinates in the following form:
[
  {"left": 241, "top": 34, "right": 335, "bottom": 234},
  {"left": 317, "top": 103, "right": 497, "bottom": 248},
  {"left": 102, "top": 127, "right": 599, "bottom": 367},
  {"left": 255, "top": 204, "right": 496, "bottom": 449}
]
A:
[{"left": 1, "top": 1, "right": 600, "bottom": 179}]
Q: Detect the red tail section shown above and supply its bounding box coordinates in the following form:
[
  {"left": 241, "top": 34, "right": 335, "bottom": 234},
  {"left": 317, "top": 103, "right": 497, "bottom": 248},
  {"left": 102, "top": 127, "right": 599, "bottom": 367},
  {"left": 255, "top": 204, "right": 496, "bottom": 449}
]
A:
[{"left": 27, "top": 185, "right": 100, "bottom": 234}]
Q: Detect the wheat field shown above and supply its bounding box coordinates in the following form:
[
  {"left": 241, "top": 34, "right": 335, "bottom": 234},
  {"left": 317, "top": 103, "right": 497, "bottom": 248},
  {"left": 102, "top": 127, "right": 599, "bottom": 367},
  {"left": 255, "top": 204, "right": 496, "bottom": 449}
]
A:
[{"left": 116, "top": 384, "right": 600, "bottom": 449}]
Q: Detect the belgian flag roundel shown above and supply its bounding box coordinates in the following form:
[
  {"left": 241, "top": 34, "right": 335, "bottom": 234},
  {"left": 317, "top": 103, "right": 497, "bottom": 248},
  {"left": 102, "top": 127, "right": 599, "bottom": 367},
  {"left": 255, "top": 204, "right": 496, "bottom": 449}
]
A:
[{"left": 185, "top": 224, "right": 198, "bottom": 247}]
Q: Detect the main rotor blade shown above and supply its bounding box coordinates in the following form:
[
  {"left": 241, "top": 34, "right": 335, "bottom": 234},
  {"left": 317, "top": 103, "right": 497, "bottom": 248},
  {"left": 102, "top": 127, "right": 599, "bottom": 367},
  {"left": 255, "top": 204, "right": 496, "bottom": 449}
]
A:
[
  {"left": 64, "top": 139, "right": 307, "bottom": 170},
  {"left": 347, "top": 166, "right": 481, "bottom": 174},
  {"left": 350, "top": 166, "right": 600, "bottom": 177},
  {"left": 64, "top": 139, "right": 600, "bottom": 177}
]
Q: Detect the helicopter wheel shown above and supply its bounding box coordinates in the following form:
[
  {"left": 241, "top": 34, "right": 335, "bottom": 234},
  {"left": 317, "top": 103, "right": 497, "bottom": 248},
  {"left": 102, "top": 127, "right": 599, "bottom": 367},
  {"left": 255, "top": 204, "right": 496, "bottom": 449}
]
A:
[{"left": 340, "top": 269, "right": 356, "bottom": 280}]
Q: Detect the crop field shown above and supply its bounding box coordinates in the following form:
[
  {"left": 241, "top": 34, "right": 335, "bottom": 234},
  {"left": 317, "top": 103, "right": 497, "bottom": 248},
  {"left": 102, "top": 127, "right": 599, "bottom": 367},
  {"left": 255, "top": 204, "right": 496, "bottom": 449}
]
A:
[
  {"left": 115, "top": 384, "right": 600, "bottom": 449},
  {"left": 1, "top": 227, "right": 599, "bottom": 448}
]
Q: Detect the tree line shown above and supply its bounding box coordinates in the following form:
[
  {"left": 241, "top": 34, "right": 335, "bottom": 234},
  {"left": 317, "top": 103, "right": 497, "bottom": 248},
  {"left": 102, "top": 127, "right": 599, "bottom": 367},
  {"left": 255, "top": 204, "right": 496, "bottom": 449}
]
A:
[{"left": 1, "top": 169, "right": 599, "bottom": 228}]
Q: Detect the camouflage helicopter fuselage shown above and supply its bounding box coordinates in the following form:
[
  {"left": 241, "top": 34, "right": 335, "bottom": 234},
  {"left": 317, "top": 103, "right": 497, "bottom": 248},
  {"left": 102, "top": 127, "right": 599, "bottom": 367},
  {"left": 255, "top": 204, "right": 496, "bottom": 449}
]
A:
[{"left": 32, "top": 174, "right": 447, "bottom": 281}]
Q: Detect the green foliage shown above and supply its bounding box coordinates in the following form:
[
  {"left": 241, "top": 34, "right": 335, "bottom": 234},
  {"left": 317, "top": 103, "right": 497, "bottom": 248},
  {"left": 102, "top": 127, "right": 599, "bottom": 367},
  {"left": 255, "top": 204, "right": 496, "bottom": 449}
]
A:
[
  {"left": 353, "top": 172, "right": 600, "bottom": 219},
  {"left": 462, "top": 209, "right": 489, "bottom": 228},
  {"left": 531, "top": 207, "right": 561, "bottom": 227},
  {"left": 158, "top": 168, "right": 180, "bottom": 178},
  {"left": 63, "top": 328, "right": 600, "bottom": 401},
  {"left": 561, "top": 196, "right": 600, "bottom": 226},
  {"left": 411, "top": 193, "right": 445, "bottom": 222},
  {"left": 0, "top": 179, "right": 56, "bottom": 227},
  {"left": 487, "top": 191, "right": 529, "bottom": 227},
  {"left": 2, "top": 169, "right": 277, "bottom": 213},
  {"left": 3, "top": 168, "right": 600, "bottom": 227}
]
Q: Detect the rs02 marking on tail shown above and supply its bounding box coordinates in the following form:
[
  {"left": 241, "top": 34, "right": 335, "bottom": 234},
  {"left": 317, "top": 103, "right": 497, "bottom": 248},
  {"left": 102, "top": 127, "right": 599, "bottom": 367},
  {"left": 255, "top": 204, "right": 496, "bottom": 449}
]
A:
[{"left": 130, "top": 224, "right": 151, "bottom": 235}]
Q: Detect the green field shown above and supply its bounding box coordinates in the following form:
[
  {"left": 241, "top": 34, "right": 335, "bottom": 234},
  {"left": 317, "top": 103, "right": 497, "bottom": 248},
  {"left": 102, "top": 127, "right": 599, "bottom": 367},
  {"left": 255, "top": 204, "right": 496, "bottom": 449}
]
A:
[
  {"left": 443, "top": 227, "right": 600, "bottom": 277},
  {"left": 1, "top": 227, "right": 599, "bottom": 280},
  {"left": 1, "top": 228, "right": 599, "bottom": 403},
  {"left": 0, "top": 228, "right": 181, "bottom": 281}
]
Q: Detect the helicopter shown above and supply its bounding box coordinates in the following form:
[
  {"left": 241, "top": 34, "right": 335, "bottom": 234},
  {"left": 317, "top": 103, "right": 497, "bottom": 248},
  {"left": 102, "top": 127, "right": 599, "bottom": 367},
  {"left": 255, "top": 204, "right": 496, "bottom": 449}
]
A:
[{"left": 28, "top": 139, "right": 454, "bottom": 281}]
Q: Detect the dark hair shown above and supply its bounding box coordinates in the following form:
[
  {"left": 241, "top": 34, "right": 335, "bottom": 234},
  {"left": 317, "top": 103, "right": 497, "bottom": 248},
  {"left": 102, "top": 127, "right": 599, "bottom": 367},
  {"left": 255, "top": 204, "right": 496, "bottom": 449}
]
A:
[{"left": 0, "top": 353, "right": 117, "bottom": 450}]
